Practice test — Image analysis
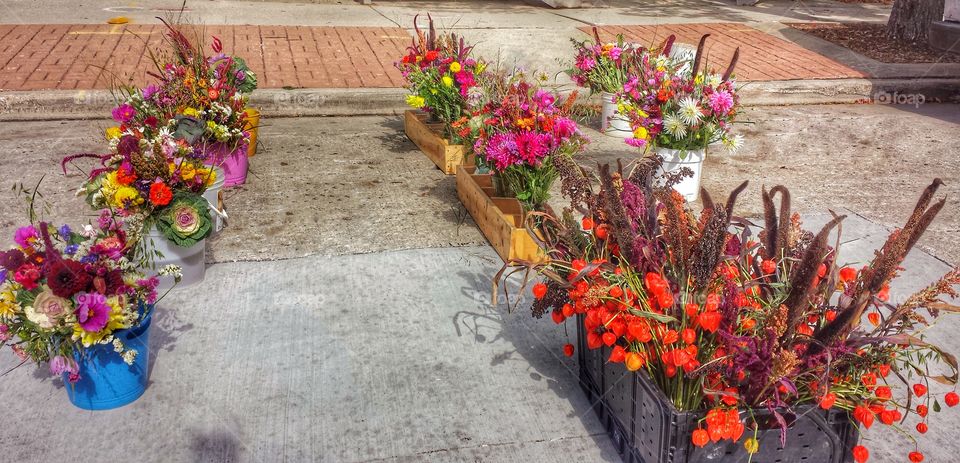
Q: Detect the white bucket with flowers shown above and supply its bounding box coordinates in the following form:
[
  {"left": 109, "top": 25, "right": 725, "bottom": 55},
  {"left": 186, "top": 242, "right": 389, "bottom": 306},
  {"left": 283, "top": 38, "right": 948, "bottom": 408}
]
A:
[{"left": 600, "top": 93, "right": 633, "bottom": 138}]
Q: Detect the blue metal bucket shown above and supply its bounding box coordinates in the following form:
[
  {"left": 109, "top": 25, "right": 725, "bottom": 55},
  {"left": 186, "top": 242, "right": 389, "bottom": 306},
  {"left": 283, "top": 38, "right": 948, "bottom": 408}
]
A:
[{"left": 63, "top": 312, "right": 153, "bottom": 410}]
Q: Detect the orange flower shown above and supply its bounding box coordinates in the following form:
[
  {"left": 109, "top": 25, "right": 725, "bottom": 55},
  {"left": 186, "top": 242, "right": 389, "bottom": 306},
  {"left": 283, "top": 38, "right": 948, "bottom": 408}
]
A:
[{"left": 148, "top": 182, "right": 173, "bottom": 207}]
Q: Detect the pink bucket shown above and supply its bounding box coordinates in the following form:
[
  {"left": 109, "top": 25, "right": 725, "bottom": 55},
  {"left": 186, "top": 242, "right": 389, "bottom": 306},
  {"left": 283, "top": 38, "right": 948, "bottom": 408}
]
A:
[{"left": 204, "top": 142, "right": 249, "bottom": 188}]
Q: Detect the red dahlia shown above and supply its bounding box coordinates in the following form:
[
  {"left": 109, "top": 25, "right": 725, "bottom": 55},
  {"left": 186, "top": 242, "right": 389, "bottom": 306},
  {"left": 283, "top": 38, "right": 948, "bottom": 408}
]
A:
[{"left": 46, "top": 260, "right": 92, "bottom": 298}]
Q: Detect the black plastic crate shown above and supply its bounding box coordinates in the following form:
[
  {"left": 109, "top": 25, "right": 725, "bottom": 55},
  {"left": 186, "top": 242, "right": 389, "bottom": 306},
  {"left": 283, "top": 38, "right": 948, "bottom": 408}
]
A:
[{"left": 575, "top": 322, "right": 859, "bottom": 463}]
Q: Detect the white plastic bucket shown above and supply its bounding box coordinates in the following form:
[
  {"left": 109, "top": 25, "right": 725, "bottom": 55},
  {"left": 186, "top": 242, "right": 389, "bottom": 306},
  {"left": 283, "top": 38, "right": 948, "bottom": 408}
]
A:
[
  {"left": 655, "top": 147, "right": 705, "bottom": 202},
  {"left": 202, "top": 168, "right": 227, "bottom": 236},
  {"left": 600, "top": 92, "right": 632, "bottom": 138},
  {"left": 144, "top": 227, "right": 206, "bottom": 292}
]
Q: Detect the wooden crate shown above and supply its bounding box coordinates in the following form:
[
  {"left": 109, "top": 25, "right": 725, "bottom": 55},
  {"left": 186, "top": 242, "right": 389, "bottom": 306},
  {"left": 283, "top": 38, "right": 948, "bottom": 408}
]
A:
[
  {"left": 404, "top": 110, "right": 472, "bottom": 175},
  {"left": 456, "top": 165, "right": 546, "bottom": 263}
]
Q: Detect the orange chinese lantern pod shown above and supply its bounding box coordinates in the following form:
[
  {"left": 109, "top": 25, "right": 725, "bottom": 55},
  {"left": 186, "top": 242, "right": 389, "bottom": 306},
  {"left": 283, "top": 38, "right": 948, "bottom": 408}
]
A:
[
  {"left": 581, "top": 216, "right": 595, "bottom": 230},
  {"left": 532, "top": 282, "right": 548, "bottom": 300},
  {"left": 624, "top": 352, "right": 645, "bottom": 371},
  {"left": 691, "top": 428, "right": 709, "bottom": 447},
  {"left": 563, "top": 343, "right": 574, "bottom": 357},
  {"left": 819, "top": 392, "right": 836, "bottom": 410},
  {"left": 916, "top": 422, "right": 928, "bottom": 434},
  {"left": 908, "top": 451, "right": 924, "bottom": 462},
  {"left": 945, "top": 391, "right": 959, "bottom": 407},
  {"left": 913, "top": 383, "right": 928, "bottom": 397},
  {"left": 839, "top": 266, "right": 857, "bottom": 282},
  {"left": 852, "top": 445, "right": 869, "bottom": 463},
  {"left": 761, "top": 259, "right": 776, "bottom": 274}
]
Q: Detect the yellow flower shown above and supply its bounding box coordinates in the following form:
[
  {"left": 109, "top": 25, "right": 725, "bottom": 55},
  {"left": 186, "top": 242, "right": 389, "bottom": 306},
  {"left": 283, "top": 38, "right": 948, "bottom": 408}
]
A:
[
  {"left": 442, "top": 75, "right": 453, "bottom": 87},
  {"left": 72, "top": 296, "right": 132, "bottom": 347},
  {"left": 744, "top": 438, "right": 759, "bottom": 454},
  {"left": 430, "top": 88, "right": 438, "bottom": 95},
  {"left": 113, "top": 186, "right": 142, "bottom": 208},
  {"left": 182, "top": 107, "right": 200, "bottom": 117},
  {"left": 405, "top": 94, "right": 426, "bottom": 109},
  {"left": 105, "top": 126, "right": 122, "bottom": 140},
  {"left": 180, "top": 163, "right": 197, "bottom": 181},
  {"left": 197, "top": 167, "right": 217, "bottom": 187},
  {"left": 695, "top": 73, "right": 704, "bottom": 85},
  {"left": 633, "top": 126, "right": 649, "bottom": 140},
  {"left": 206, "top": 120, "right": 217, "bottom": 131},
  {"left": 449, "top": 62, "right": 462, "bottom": 73},
  {"left": 476, "top": 62, "right": 486, "bottom": 73},
  {"left": 0, "top": 284, "right": 21, "bottom": 320}
]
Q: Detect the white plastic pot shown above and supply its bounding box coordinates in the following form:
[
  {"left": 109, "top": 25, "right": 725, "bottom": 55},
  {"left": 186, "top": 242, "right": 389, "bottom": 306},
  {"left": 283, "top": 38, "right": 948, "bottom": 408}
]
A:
[
  {"left": 600, "top": 92, "right": 632, "bottom": 138},
  {"left": 144, "top": 227, "right": 206, "bottom": 292},
  {"left": 655, "top": 147, "right": 705, "bottom": 202},
  {"left": 202, "top": 168, "right": 227, "bottom": 236}
]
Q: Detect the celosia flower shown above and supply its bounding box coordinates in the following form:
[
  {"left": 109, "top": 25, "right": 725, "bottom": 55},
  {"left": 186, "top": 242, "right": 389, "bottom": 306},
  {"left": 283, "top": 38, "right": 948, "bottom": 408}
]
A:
[{"left": 74, "top": 292, "right": 111, "bottom": 332}]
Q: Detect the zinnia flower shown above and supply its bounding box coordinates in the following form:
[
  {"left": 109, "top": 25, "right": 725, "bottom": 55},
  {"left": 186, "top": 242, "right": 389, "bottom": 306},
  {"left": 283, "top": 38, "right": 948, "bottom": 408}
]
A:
[
  {"left": 449, "top": 62, "right": 462, "bottom": 73},
  {"left": 46, "top": 259, "right": 92, "bottom": 298},
  {"left": 149, "top": 182, "right": 173, "bottom": 207},
  {"left": 111, "top": 104, "right": 135, "bottom": 123},
  {"left": 442, "top": 75, "right": 454, "bottom": 87},
  {"left": 74, "top": 292, "right": 111, "bottom": 332}
]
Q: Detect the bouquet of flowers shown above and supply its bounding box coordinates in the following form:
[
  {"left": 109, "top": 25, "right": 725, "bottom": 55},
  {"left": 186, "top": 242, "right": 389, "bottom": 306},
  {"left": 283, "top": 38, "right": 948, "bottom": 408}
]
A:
[
  {"left": 509, "top": 158, "right": 957, "bottom": 463},
  {"left": 110, "top": 21, "right": 258, "bottom": 157},
  {"left": 470, "top": 71, "right": 587, "bottom": 210},
  {"left": 618, "top": 35, "right": 743, "bottom": 154},
  {"left": 69, "top": 127, "right": 217, "bottom": 252},
  {"left": 0, "top": 216, "right": 166, "bottom": 383},
  {"left": 567, "top": 28, "right": 634, "bottom": 95},
  {"left": 397, "top": 15, "right": 486, "bottom": 143}
]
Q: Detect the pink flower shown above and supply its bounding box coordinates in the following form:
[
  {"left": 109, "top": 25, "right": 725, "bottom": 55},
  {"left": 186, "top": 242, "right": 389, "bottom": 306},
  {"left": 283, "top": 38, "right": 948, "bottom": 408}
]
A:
[
  {"left": 49, "top": 355, "right": 78, "bottom": 376},
  {"left": 14, "top": 263, "right": 41, "bottom": 291},
  {"left": 111, "top": 104, "right": 136, "bottom": 123},
  {"left": 0, "top": 324, "right": 9, "bottom": 342},
  {"left": 14, "top": 226, "right": 37, "bottom": 249},
  {"left": 74, "top": 292, "right": 111, "bottom": 332},
  {"left": 708, "top": 90, "right": 735, "bottom": 115},
  {"left": 625, "top": 137, "right": 648, "bottom": 148}
]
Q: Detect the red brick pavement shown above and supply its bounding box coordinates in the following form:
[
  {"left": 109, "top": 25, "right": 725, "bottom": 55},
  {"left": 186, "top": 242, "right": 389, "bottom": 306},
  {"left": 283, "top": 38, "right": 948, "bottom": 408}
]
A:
[
  {"left": 0, "top": 24, "right": 411, "bottom": 91},
  {"left": 584, "top": 23, "right": 867, "bottom": 82}
]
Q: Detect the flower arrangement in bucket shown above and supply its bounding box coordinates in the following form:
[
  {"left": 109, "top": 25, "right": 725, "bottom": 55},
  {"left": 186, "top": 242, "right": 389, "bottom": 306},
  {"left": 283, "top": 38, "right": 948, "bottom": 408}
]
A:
[
  {"left": 469, "top": 70, "right": 588, "bottom": 211},
  {"left": 65, "top": 126, "right": 216, "bottom": 288},
  {"left": 0, "top": 213, "right": 175, "bottom": 410},
  {"left": 500, "top": 157, "right": 958, "bottom": 463},
  {"left": 567, "top": 28, "right": 637, "bottom": 136},
  {"left": 115, "top": 20, "right": 259, "bottom": 187},
  {"left": 397, "top": 14, "right": 486, "bottom": 144},
  {"left": 618, "top": 35, "right": 743, "bottom": 201}
]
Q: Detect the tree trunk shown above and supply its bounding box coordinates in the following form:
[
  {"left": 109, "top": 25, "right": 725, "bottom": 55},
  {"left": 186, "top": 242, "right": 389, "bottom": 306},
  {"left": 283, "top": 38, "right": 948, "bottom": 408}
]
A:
[{"left": 887, "top": 0, "right": 946, "bottom": 42}]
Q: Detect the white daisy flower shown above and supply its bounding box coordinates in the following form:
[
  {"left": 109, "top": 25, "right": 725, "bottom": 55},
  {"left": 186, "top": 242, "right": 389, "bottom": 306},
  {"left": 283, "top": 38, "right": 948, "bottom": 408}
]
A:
[
  {"left": 678, "top": 97, "right": 703, "bottom": 126},
  {"left": 722, "top": 134, "right": 745, "bottom": 153},
  {"left": 663, "top": 114, "right": 688, "bottom": 139}
]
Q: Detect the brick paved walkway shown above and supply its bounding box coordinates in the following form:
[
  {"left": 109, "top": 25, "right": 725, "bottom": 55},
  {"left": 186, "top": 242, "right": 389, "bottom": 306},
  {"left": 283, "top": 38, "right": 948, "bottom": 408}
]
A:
[
  {"left": 0, "top": 24, "right": 410, "bottom": 91},
  {"left": 586, "top": 23, "right": 866, "bottom": 81}
]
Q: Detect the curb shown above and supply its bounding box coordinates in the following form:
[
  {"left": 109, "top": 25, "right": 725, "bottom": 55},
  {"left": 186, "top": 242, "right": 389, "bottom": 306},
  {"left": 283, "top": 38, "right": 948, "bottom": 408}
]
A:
[{"left": 1, "top": 79, "right": 958, "bottom": 121}]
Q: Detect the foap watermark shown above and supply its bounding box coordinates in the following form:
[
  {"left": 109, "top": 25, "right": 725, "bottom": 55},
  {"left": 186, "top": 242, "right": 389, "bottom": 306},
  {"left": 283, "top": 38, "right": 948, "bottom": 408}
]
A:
[
  {"left": 874, "top": 90, "right": 926, "bottom": 108},
  {"left": 272, "top": 92, "right": 327, "bottom": 110}
]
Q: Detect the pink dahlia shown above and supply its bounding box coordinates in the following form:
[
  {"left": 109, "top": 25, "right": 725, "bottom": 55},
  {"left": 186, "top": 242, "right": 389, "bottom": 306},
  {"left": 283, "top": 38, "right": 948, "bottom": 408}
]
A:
[
  {"left": 708, "top": 89, "right": 735, "bottom": 115},
  {"left": 14, "top": 226, "right": 37, "bottom": 249}
]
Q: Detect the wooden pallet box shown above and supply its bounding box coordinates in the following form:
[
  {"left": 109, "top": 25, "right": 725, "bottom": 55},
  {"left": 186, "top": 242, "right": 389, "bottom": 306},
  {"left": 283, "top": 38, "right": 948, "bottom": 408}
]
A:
[
  {"left": 456, "top": 165, "right": 546, "bottom": 263},
  {"left": 404, "top": 110, "right": 472, "bottom": 175}
]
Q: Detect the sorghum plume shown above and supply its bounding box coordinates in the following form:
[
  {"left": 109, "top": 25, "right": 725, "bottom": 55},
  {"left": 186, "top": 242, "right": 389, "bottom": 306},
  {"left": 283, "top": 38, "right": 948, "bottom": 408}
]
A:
[
  {"left": 554, "top": 154, "right": 592, "bottom": 212},
  {"left": 661, "top": 189, "right": 692, "bottom": 266},
  {"left": 689, "top": 205, "right": 729, "bottom": 288},
  {"left": 661, "top": 34, "right": 677, "bottom": 57},
  {"left": 724, "top": 181, "right": 749, "bottom": 225},
  {"left": 761, "top": 185, "right": 791, "bottom": 260},
  {"left": 599, "top": 164, "right": 636, "bottom": 260},
  {"left": 781, "top": 214, "right": 846, "bottom": 343},
  {"left": 770, "top": 186, "right": 792, "bottom": 261}
]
